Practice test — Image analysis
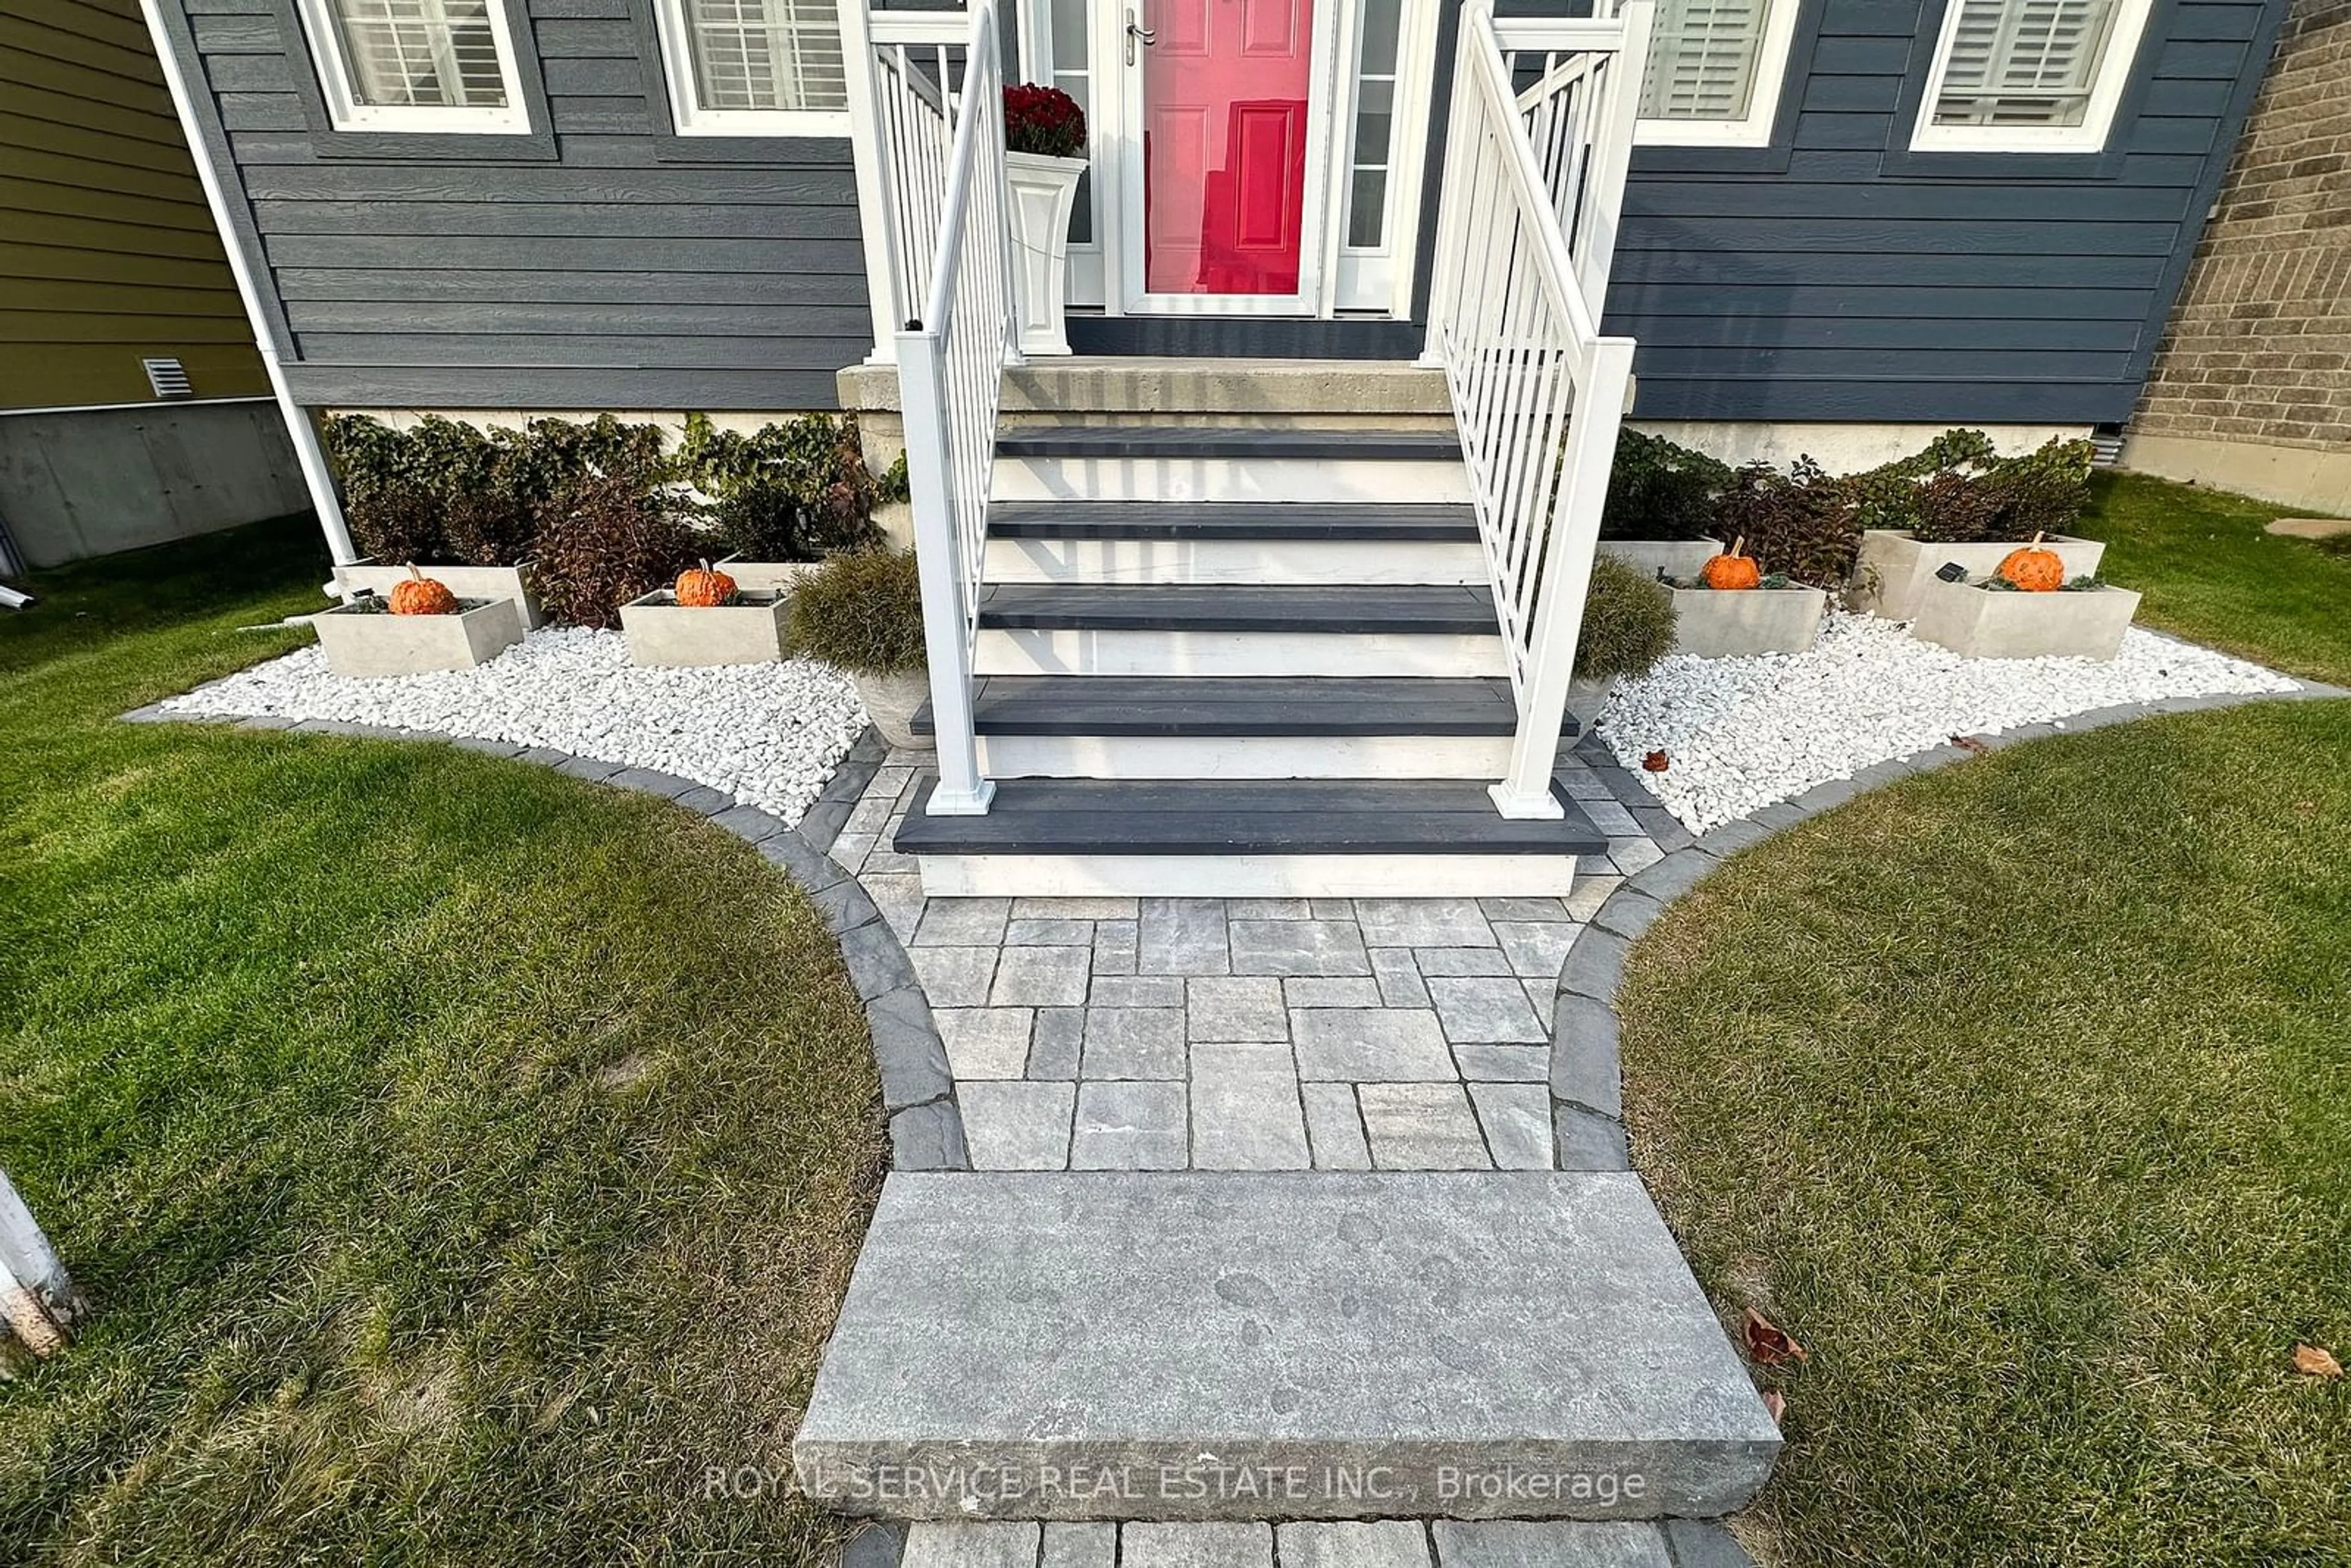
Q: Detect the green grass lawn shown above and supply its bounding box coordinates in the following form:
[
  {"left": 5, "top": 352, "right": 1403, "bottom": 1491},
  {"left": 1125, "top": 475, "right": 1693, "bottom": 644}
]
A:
[
  {"left": 2075, "top": 470, "right": 2351, "bottom": 686},
  {"left": 0, "top": 519, "right": 884, "bottom": 1565},
  {"left": 1621, "top": 478, "right": 2351, "bottom": 1566}
]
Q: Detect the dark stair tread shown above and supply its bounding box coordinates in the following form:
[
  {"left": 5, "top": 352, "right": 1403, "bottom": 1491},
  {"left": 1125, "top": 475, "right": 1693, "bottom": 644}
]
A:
[
  {"left": 975, "top": 583, "right": 1498, "bottom": 635},
  {"left": 996, "top": 427, "right": 1461, "bottom": 461},
  {"left": 893, "top": 777, "right": 1607, "bottom": 857},
  {"left": 988, "top": 501, "right": 1479, "bottom": 542},
  {"left": 911, "top": 675, "right": 1529, "bottom": 737}
]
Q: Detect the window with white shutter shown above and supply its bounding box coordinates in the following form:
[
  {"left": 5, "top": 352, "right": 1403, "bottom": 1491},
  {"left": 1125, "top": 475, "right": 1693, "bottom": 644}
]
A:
[
  {"left": 1635, "top": 0, "right": 1801, "bottom": 148},
  {"left": 654, "top": 0, "right": 851, "bottom": 134},
  {"left": 1912, "top": 0, "right": 2157, "bottom": 151},
  {"left": 296, "top": 0, "right": 530, "bottom": 132}
]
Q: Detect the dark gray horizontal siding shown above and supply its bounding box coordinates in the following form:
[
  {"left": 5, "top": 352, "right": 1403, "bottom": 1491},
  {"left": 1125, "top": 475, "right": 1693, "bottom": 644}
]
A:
[
  {"left": 1606, "top": 0, "right": 2292, "bottom": 424},
  {"left": 161, "top": 0, "right": 866, "bottom": 410}
]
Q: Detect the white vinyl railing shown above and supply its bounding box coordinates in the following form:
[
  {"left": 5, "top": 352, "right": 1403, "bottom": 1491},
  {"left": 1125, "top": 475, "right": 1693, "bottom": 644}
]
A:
[
  {"left": 879, "top": 1, "right": 1016, "bottom": 816},
  {"left": 1422, "top": 0, "right": 1652, "bottom": 820}
]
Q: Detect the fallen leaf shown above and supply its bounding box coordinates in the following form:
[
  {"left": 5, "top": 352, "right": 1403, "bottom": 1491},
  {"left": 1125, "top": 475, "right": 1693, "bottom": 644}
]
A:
[
  {"left": 1762, "top": 1390, "right": 1786, "bottom": 1425},
  {"left": 2294, "top": 1343, "right": 2342, "bottom": 1379},
  {"left": 1642, "top": 750, "right": 1670, "bottom": 773},
  {"left": 1744, "top": 1307, "right": 1808, "bottom": 1367}
]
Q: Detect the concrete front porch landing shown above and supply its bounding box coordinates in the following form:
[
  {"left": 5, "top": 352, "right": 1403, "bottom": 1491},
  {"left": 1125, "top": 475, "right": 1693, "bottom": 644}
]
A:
[{"left": 793, "top": 1173, "right": 1779, "bottom": 1523}]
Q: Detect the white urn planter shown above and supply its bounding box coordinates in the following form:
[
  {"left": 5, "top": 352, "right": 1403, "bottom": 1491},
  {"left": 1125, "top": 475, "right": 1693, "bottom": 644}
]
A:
[
  {"left": 1851, "top": 530, "right": 2106, "bottom": 621},
  {"left": 313, "top": 598, "right": 524, "bottom": 678},
  {"left": 620, "top": 589, "right": 790, "bottom": 667},
  {"left": 1005, "top": 150, "right": 1086, "bottom": 357},
  {"left": 857, "top": 670, "right": 933, "bottom": 752},
  {"left": 1909, "top": 579, "right": 2142, "bottom": 661}
]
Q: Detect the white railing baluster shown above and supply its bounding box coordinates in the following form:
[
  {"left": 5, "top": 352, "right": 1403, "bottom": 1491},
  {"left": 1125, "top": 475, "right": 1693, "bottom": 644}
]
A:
[
  {"left": 859, "top": 2, "right": 1011, "bottom": 816},
  {"left": 1423, "top": 0, "right": 1651, "bottom": 819}
]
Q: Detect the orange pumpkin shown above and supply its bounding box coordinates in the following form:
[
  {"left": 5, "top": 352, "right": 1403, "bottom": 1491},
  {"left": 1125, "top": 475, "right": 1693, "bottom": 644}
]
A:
[
  {"left": 1701, "top": 535, "right": 1763, "bottom": 591},
  {"left": 388, "top": 566, "right": 459, "bottom": 617},
  {"left": 1996, "top": 533, "right": 2065, "bottom": 593},
  {"left": 675, "top": 559, "right": 739, "bottom": 608}
]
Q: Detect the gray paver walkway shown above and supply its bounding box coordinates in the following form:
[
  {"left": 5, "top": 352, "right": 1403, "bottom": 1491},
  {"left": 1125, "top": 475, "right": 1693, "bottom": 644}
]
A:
[
  {"left": 890, "top": 1519, "right": 1747, "bottom": 1568},
  {"left": 836, "top": 749, "right": 1660, "bottom": 1171}
]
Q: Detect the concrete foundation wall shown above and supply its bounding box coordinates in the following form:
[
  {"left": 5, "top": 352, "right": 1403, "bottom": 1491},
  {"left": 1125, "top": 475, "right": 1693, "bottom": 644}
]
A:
[
  {"left": 2120, "top": 430, "right": 2351, "bottom": 514},
  {"left": 1632, "top": 421, "right": 2094, "bottom": 474},
  {"left": 0, "top": 398, "right": 310, "bottom": 569}
]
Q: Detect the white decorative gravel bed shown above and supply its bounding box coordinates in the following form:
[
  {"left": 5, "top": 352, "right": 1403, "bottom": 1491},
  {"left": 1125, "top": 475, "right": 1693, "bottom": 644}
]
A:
[
  {"left": 1601, "top": 612, "right": 2300, "bottom": 833},
  {"left": 163, "top": 628, "right": 868, "bottom": 826}
]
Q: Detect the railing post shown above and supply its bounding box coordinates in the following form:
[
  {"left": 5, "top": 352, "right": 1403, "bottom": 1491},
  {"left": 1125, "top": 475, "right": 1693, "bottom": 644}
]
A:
[
  {"left": 1417, "top": 9, "right": 1482, "bottom": 369},
  {"left": 897, "top": 327, "right": 994, "bottom": 814},
  {"left": 1575, "top": 0, "right": 1651, "bottom": 320},
  {"left": 842, "top": 0, "right": 905, "bottom": 364},
  {"left": 1489, "top": 337, "right": 1635, "bottom": 820}
]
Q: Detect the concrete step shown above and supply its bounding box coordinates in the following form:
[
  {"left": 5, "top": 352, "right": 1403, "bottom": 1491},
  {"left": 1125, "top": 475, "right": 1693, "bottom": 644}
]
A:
[
  {"left": 891, "top": 776, "right": 1603, "bottom": 896},
  {"left": 984, "top": 502, "right": 1484, "bottom": 587},
  {"left": 795, "top": 1172, "right": 1779, "bottom": 1522},
  {"left": 877, "top": 1518, "right": 1761, "bottom": 1567}
]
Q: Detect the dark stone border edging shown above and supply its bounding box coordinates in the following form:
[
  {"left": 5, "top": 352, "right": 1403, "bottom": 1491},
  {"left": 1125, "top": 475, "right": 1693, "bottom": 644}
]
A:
[
  {"left": 1544, "top": 668, "right": 2351, "bottom": 1168},
  {"left": 118, "top": 707, "right": 969, "bottom": 1172}
]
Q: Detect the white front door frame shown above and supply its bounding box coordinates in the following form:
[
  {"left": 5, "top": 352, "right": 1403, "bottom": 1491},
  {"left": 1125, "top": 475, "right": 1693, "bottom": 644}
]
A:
[
  {"left": 1018, "top": 0, "right": 1434, "bottom": 323},
  {"left": 1114, "top": 0, "right": 1342, "bottom": 317}
]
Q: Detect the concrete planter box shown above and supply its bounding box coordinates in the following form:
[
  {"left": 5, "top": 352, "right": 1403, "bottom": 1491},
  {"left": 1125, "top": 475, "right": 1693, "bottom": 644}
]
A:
[
  {"left": 714, "top": 557, "right": 821, "bottom": 596},
  {"left": 313, "top": 598, "right": 524, "bottom": 678},
  {"left": 1851, "top": 530, "right": 2105, "bottom": 621},
  {"left": 1601, "top": 539, "right": 1720, "bottom": 580},
  {"left": 1910, "top": 579, "right": 2142, "bottom": 661},
  {"left": 1668, "top": 584, "right": 1828, "bottom": 658},
  {"left": 336, "top": 561, "right": 545, "bottom": 628},
  {"left": 620, "top": 590, "right": 789, "bottom": 667}
]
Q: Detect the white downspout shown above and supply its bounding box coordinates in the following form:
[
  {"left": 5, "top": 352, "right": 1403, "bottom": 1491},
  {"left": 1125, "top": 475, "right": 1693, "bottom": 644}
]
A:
[{"left": 137, "top": 0, "right": 361, "bottom": 574}]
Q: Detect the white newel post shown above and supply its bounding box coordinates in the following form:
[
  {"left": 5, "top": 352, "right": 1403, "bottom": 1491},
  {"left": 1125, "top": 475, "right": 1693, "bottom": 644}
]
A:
[
  {"left": 1003, "top": 152, "right": 1084, "bottom": 356},
  {"left": 1490, "top": 337, "right": 1637, "bottom": 819},
  {"left": 0, "top": 1170, "right": 84, "bottom": 1360},
  {"left": 898, "top": 329, "right": 994, "bottom": 816},
  {"left": 840, "top": 0, "right": 905, "bottom": 364}
]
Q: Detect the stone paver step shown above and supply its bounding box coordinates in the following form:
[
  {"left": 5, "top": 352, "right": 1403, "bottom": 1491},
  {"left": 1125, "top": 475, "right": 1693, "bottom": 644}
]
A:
[
  {"left": 872, "top": 1518, "right": 1758, "bottom": 1567},
  {"left": 794, "top": 1172, "right": 1778, "bottom": 1523}
]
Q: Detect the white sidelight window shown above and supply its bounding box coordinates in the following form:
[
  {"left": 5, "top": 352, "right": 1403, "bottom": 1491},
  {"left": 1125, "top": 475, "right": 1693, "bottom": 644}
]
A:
[
  {"left": 1635, "top": 0, "right": 1801, "bottom": 148},
  {"left": 1912, "top": 0, "right": 2157, "bottom": 151},
  {"left": 656, "top": 0, "right": 852, "bottom": 134},
  {"left": 297, "top": 0, "right": 530, "bottom": 130}
]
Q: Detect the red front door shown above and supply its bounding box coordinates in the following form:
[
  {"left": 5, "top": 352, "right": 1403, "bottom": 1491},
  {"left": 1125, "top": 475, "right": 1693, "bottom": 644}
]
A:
[{"left": 1142, "top": 0, "right": 1314, "bottom": 296}]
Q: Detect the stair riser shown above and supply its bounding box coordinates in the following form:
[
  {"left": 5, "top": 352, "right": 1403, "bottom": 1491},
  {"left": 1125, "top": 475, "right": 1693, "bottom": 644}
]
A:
[
  {"left": 976, "top": 733, "right": 1514, "bottom": 780},
  {"left": 993, "top": 456, "right": 1473, "bottom": 505},
  {"left": 984, "top": 537, "right": 1486, "bottom": 587},
  {"left": 912, "top": 851, "right": 1587, "bottom": 898},
  {"left": 975, "top": 629, "right": 1509, "bottom": 678}
]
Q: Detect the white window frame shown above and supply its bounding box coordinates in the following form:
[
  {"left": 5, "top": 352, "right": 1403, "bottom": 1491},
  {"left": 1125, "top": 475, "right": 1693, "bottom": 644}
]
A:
[
  {"left": 653, "top": 0, "right": 853, "bottom": 137},
  {"left": 1910, "top": 0, "right": 2156, "bottom": 153},
  {"left": 294, "top": 0, "right": 531, "bottom": 133},
  {"left": 1634, "top": 0, "right": 1803, "bottom": 149}
]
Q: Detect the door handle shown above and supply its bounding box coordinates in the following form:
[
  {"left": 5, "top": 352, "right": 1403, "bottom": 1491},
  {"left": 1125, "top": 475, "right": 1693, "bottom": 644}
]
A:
[{"left": 1126, "top": 8, "right": 1156, "bottom": 65}]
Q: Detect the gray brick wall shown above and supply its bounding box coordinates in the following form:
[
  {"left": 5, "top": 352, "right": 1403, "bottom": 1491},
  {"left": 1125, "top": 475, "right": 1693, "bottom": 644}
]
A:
[{"left": 2134, "top": 0, "right": 2351, "bottom": 449}]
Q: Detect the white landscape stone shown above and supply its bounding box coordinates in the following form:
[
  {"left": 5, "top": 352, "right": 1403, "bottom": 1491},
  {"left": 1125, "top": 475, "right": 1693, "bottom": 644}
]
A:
[
  {"left": 160, "top": 626, "right": 866, "bottom": 827},
  {"left": 1600, "top": 612, "right": 2298, "bottom": 833}
]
